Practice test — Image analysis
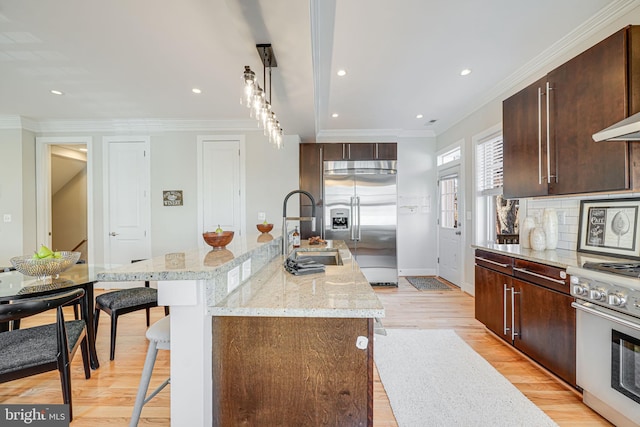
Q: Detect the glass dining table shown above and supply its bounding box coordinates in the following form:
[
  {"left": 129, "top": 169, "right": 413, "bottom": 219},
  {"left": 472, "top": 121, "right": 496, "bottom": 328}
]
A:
[{"left": 0, "top": 263, "right": 104, "bottom": 369}]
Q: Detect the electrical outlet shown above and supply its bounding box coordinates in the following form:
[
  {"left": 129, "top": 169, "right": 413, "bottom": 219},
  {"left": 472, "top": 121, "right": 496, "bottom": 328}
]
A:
[
  {"left": 258, "top": 212, "right": 266, "bottom": 221},
  {"left": 557, "top": 210, "right": 566, "bottom": 225},
  {"left": 242, "top": 259, "right": 251, "bottom": 281},
  {"left": 3, "top": 214, "right": 11, "bottom": 223},
  {"left": 227, "top": 266, "right": 240, "bottom": 293}
]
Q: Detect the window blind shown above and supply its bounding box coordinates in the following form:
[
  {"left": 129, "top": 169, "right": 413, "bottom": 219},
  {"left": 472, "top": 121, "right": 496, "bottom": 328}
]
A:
[{"left": 476, "top": 135, "right": 503, "bottom": 194}]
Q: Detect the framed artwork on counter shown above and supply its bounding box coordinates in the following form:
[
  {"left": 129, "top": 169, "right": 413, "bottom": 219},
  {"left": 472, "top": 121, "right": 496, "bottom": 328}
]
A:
[{"left": 577, "top": 197, "right": 640, "bottom": 259}]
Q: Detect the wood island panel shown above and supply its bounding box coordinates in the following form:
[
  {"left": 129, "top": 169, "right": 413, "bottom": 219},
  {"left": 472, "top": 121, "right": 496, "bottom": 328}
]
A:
[{"left": 212, "top": 316, "right": 373, "bottom": 426}]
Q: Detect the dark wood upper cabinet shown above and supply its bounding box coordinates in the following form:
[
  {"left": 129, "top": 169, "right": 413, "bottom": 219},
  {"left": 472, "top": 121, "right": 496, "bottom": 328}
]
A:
[
  {"left": 503, "top": 26, "right": 640, "bottom": 198},
  {"left": 503, "top": 76, "right": 549, "bottom": 198},
  {"left": 321, "top": 143, "right": 396, "bottom": 161},
  {"left": 374, "top": 143, "right": 397, "bottom": 160}
]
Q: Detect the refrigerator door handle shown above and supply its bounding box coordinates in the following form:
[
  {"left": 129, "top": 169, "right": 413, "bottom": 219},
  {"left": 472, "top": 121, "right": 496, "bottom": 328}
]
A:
[
  {"left": 355, "top": 196, "right": 361, "bottom": 240},
  {"left": 350, "top": 196, "right": 356, "bottom": 241}
]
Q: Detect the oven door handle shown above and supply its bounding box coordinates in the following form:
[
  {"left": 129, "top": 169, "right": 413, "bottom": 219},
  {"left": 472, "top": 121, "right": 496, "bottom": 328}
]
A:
[{"left": 572, "top": 301, "right": 640, "bottom": 332}]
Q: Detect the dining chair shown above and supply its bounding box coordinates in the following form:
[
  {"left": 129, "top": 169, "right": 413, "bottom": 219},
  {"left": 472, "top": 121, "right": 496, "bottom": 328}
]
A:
[
  {"left": 0, "top": 288, "right": 91, "bottom": 421},
  {"left": 94, "top": 259, "right": 169, "bottom": 360}
]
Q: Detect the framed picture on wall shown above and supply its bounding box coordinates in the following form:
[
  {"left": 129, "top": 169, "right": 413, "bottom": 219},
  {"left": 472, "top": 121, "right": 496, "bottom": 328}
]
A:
[{"left": 577, "top": 197, "right": 640, "bottom": 259}]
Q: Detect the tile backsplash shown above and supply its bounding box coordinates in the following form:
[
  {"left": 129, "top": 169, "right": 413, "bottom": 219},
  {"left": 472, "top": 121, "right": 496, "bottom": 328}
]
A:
[{"left": 523, "top": 193, "right": 640, "bottom": 251}]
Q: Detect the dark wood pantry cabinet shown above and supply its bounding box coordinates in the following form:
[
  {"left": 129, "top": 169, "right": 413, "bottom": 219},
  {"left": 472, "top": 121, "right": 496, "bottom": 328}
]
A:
[
  {"left": 474, "top": 249, "right": 576, "bottom": 387},
  {"left": 299, "top": 142, "right": 397, "bottom": 239},
  {"left": 503, "top": 25, "right": 640, "bottom": 198}
]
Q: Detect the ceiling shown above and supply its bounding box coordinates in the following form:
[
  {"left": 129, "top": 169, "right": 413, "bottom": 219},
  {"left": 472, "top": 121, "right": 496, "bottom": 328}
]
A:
[{"left": 0, "top": 0, "right": 637, "bottom": 143}]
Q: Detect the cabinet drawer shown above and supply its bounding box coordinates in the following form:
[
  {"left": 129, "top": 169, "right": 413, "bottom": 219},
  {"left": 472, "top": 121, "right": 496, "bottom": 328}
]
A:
[
  {"left": 474, "top": 250, "right": 513, "bottom": 275},
  {"left": 513, "top": 259, "right": 570, "bottom": 294}
]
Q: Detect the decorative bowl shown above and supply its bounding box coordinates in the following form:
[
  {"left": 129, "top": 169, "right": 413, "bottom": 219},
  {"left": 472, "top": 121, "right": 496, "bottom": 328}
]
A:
[
  {"left": 10, "top": 251, "right": 81, "bottom": 278},
  {"left": 203, "top": 231, "right": 234, "bottom": 250},
  {"left": 256, "top": 223, "right": 274, "bottom": 234}
]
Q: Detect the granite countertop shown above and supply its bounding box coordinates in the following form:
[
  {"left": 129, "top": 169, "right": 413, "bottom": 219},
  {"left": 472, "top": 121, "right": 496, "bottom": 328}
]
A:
[
  {"left": 210, "top": 240, "right": 385, "bottom": 319},
  {"left": 472, "top": 243, "right": 632, "bottom": 269},
  {"left": 96, "top": 230, "right": 281, "bottom": 281},
  {"left": 96, "top": 234, "right": 384, "bottom": 319}
]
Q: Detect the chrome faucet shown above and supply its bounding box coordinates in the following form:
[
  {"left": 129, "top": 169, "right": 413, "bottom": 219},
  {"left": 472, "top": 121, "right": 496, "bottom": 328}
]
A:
[{"left": 282, "top": 190, "right": 316, "bottom": 256}]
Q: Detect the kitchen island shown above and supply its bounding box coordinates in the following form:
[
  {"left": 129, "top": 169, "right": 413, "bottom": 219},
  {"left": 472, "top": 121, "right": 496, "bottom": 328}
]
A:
[{"left": 97, "top": 234, "right": 384, "bottom": 426}]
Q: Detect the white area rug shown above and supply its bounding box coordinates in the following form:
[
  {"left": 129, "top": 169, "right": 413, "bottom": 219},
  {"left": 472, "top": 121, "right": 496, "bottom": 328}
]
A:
[{"left": 374, "top": 329, "right": 558, "bottom": 427}]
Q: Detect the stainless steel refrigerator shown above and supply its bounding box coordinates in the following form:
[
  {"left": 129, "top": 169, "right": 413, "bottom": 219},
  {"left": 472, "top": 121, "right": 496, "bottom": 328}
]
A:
[{"left": 323, "top": 160, "right": 397, "bottom": 286}]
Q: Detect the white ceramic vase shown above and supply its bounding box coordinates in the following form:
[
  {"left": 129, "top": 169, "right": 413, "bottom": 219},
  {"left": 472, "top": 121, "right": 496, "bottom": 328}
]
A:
[
  {"left": 520, "top": 217, "right": 536, "bottom": 249},
  {"left": 543, "top": 208, "right": 558, "bottom": 250},
  {"left": 530, "top": 227, "right": 547, "bottom": 251}
]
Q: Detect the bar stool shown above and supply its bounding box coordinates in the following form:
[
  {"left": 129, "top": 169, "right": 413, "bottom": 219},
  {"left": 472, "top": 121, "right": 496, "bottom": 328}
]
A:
[{"left": 129, "top": 315, "right": 171, "bottom": 427}]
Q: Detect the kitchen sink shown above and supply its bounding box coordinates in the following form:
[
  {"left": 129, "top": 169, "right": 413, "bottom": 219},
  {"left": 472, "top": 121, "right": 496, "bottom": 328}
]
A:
[{"left": 294, "top": 250, "right": 343, "bottom": 266}]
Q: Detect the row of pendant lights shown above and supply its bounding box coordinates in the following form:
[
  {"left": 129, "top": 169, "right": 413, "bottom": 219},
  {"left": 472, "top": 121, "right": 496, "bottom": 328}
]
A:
[{"left": 242, "top": 44, "right": 283, "bottom": 148}]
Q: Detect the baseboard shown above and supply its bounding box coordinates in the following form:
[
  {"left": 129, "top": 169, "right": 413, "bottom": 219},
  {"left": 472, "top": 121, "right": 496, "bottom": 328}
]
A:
[{"left": 398, "top": 268, "right": 437, "bottom": 276}]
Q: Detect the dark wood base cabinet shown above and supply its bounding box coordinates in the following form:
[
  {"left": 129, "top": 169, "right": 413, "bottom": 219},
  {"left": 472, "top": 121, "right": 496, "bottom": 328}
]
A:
[
  {"left": 474, "top": 250, "right": 576, "bottom": 387},
  {"left": 212, "top": 316, "right": 373, "bottom": 426}
]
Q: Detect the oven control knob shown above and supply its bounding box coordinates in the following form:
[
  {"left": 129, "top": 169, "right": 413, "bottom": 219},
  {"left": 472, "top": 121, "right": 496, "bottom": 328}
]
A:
[
  {"left": 572, "top": 285, "right": 588, "bottom": 296},
  {"left": 589, "top": 289, "right": 605, "bottom": 301},
  {"left": 608, "top": 294, "right": 626, "bottom": 307}
]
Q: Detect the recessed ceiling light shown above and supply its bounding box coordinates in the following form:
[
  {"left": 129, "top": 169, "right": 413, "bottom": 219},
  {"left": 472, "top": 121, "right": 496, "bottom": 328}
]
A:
[
  {"left": 332, "top": 113, "right": 339, "bottom": 118},
  {"left": 192, "top": 88, "right": 202, "bottom": 94},
  {"left": 50, "top": 89, "right": 63, "bottom": 95},
  {"left": 416, "top": 114, "right": 423, "bottom": 119},
  {"left": 337, "top": 69, "right": 347, "bottom": 77},
  {"left": 460, "top": 68, "right": 472, "bottom": 76}
]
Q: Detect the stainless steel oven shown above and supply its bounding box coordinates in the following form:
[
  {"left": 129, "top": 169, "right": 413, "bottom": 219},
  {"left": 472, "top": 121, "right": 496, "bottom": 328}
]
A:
[{"left": 567, "top": 263, "right": 640, "bottom": 427}]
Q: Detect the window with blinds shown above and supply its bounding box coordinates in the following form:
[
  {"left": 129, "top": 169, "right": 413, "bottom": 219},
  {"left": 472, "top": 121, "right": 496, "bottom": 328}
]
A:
[{"left": 476, "top": 134, "right": 503, "bottom": 194}]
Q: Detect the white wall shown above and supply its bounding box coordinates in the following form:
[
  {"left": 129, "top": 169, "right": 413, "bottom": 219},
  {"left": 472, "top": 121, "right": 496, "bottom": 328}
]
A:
[
  {"left": 0, "top": 126, "right": 299, "bottom": 266},
  {"left": 0, "top": 129, "right": 26, "bottom": 265},
  {"left": 3, "top": 124, "right": 440, "bottom": 276},
  {"left": 436, "top": 6, "right": 640, "bottom": 292},
  {"left": 397, "top": 137, "right": 438, "bottom": 276}
]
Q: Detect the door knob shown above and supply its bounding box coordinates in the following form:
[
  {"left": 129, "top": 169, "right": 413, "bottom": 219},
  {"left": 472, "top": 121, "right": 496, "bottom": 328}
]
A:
[{"left": 109, "top": 232, "right": 119, "bottom": 236}]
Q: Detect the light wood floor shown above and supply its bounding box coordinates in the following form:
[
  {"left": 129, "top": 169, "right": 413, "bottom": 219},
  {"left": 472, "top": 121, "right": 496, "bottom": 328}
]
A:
[{"left": 1, "top": 278, "right": 611, "bottom": 426}]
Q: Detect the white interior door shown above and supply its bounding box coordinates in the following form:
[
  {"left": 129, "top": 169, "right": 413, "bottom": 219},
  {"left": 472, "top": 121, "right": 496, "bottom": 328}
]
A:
[
  {"left": 104, "top": 137, "right": 151, "bottom": 268},
  {"left": 437, "top": 169, "right": 462, "bottom": 286},
  {"left": 198, "top": 137, "right": 243, "bottom": 240}
]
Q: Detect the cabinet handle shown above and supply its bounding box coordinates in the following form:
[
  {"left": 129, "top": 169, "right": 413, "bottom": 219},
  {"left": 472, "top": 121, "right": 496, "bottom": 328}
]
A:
[
  {"left": 511, "top": 287, "right": 520, "bottom": 340},
  {"left": 475, "top": 256, "right": 509, "bottom": 268},
  {"left": 538, "top": 86, "right": 543, "bottom": 185},
  {"left": 375, "top": 143, "right": 379, "bottom": 159},
  {"left": 348, "top": 144, "right": 351, "bottom": 159},
  {"left": 342, "top": 144, "right": 346, "bottom": 159},
  {"left": 545, "top": 81, "right": 554, "bottom": 184},
  {"left": 513, "top": 267, "right": 565, "bottom": 285},
  {"left": 503, "top": 284, "right": 511, "bottom": 336}
]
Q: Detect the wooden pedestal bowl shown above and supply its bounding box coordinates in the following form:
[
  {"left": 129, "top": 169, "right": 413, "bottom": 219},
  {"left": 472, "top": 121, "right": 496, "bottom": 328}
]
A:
[{"left": 203, "top": 231, "right": 234, "bottom": 250}]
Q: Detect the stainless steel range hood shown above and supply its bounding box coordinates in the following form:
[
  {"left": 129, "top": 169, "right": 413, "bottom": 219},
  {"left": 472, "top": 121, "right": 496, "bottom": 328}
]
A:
[{"left": 592, "top": 111, "right": 640, "bottom": 141}]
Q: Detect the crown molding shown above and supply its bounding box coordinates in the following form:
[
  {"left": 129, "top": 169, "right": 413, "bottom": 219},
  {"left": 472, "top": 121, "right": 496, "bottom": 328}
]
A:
[
  {"left": 437, "top": 0, "right": 640, "bottom": 136},
  {"left": 316, "top": 128, "right": 435, "bottom": 142},
  {"left": 0, "top": 117, "right": 268, "bottom": 133}
]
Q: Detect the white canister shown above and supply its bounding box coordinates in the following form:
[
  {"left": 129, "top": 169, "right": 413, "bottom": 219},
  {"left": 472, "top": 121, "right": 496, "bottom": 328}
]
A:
[
  {"left": 530, "top": 227, "right": 547, "bottom": 251},
  {"left": 520, "top": 217, "right": 536, "bottom": 249},
  {"left": 543, "top": 208, "right": 558, "bottom": 250}
]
